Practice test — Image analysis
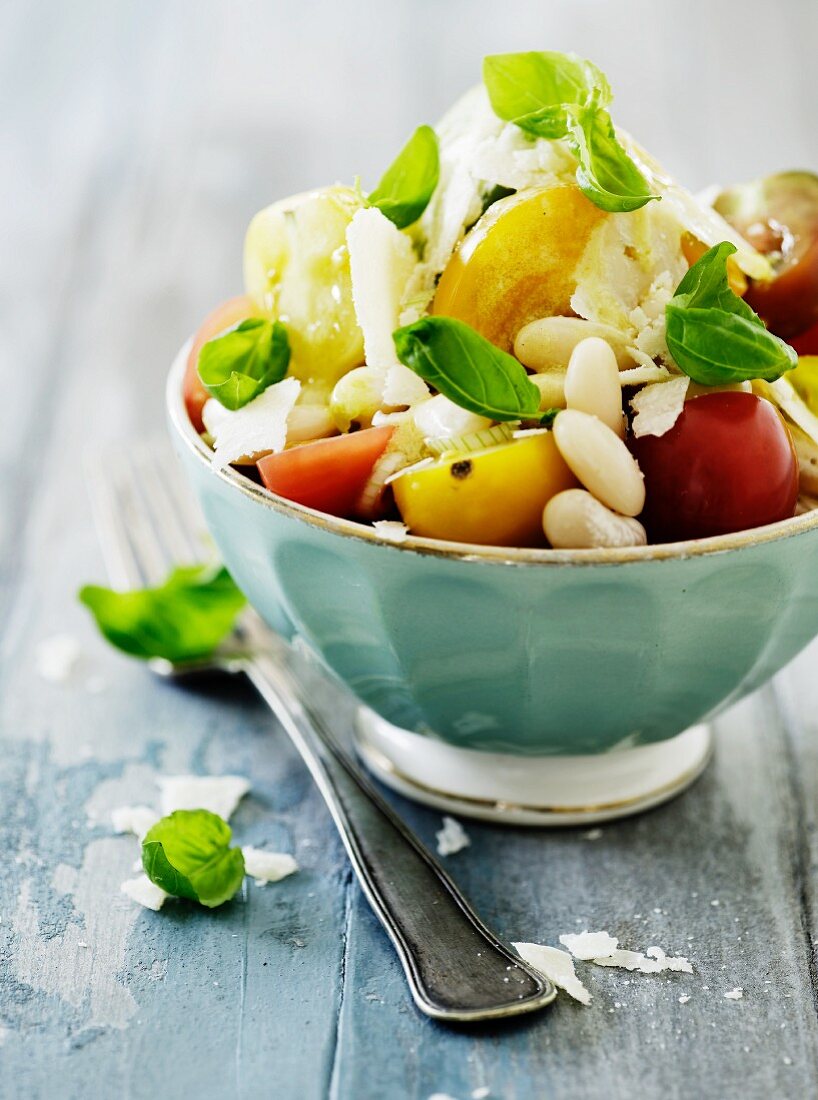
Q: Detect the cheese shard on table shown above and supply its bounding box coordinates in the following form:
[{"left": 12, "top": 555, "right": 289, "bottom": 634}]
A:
[
  {"left": 121, "top": 874, "right": 167, "bottom": 911},
  {"left": 203, "top": 377, "right": 301, "bottom": 468},
  {"left": 724, "top": 987, "right": 744, "bottom": 1000},
  {"left": 36, "top": 634, "right": 82, "bottom": 683},
  {"left": 435, "top": 816, "right": 470, "bottom": 857},
  {"left": 347, "top": 207, "right": 417, "bottom": 370},
  {"left": 157, "top": 775, "right": 250, "bottom": 820},
  {"left": 559, "top": 930, "right": 620, "bottom": 961},
  {"left": 630, "top": 377, "right": 690, "bottom": 438},
  {"left": 111, "top": 805, "right": 159, "bottom": 840},
  {"left": 243, "top": 847, "right": 298, "bottom": 885},
  {"left": 512, "top": 941, "right": 591, "bottom": 1005},
  {"left": 592, "top": 945, "right": 693, "bottom": 974}
]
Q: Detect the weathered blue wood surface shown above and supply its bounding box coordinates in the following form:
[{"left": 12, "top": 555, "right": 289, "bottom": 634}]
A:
[{"left": 3, "top": 1, "right": 818, "bottom": 1097}]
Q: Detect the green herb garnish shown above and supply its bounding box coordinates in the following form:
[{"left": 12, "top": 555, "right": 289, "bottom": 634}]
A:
[
  {"left": 142, "top": 810, "right": 245, "bottom": 908},
  {"left": 665, "top": 242, "right": 797, "bottom": 385},
  {"left": 393, "top": 316, "right": 542, "bottom": 422},
  {"left": 79, "top": 564, "right": 245, "bottom": 663},
  {"left": 483, "top": 51, "right": 658, "bottom": 214},
  {"left": 367, "top": 124, "right": 440, "bottom": 229},
  {"left": 198, "top": 318, "right": 290, "bottom": 411}
]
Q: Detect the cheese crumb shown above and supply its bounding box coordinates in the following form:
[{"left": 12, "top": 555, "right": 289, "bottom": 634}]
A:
[
  {"left": 472, "top": 1088, "right": 490, "bottom": 1099},
  {"left": 436, "top": 816, "right": 470, "bottom": 857},
  {"left": 630, "top": 377, "right": 689, "bottom": 438},
  {"left": 513, "top": 942, "right": 591, "bottom": 1005},
  {"left": 583, "top": 828, "right": 603, "bottom": 841},
  {"left": 121, "top": 874, "right": 167, "bottom": 911},
  {"left": 157, "top": 775, "right": 250, "bottom": 820},
  {"left": 560, "top": 930, "right": 619, "bottom": 961},
  {"left": 372, "top": 520, "right": 409, "bottom": 543},
  {"left": 679, "top": 995, "right": 691, "bottom": 1004},
  {"left": 111, "top": 805, "right": 159, "bottom": 840},
  {"left": 242, "top": 847, "right": 298, "bottom": 885},
  {"left": 203, "top": 377, "right": 301, "bottom": 469},
  {"left": 724, "top": 988, "right": 744, "bottom": 1001},
  {"left": 592, "top": 945, "right": 693, "bottom": 974},
  {"left": 36, "top": 634, "right": 82, "bottom": 683}
]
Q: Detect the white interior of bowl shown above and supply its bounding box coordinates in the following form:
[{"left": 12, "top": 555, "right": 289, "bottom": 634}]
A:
[{"left": 166, "top": 342, "right": 818, "bottom": 567}]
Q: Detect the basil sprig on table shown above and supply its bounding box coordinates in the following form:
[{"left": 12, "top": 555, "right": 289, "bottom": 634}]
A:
[
  {"left": 393, "top": 316, "right": 543, "bottom": 421},
  {"left": 198, "top": 318, "right": 290, "bottom": 411},
  {"left": 79, "top": 564, "right": 246, "bottom": 663},
  {"left": 483, "top": 51, "right": 658, "bottom": 214},
  {"left": 665, "top": 242, "right": 797, "bottom": 385},
  {"left": 142, "top": 810, "right": 245, "bottom": 908},
  {"left": 367, "top": 124, "right": 440, "bottom": 229}
]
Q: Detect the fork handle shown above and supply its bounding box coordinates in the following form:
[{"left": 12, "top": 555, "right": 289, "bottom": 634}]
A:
[{"left": 243, "top": 648, "right": 554, "bottom": 1022}]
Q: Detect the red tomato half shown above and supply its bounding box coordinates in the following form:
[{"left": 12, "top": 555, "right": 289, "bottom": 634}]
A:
[
  {"left": 257, "top": 426, "right": 394, "bottom": 518},
  {"left": 629, "top": 393, "right": 798, "bottom": 542},
  {"left": 793, "top": 322, "right": 818, "bottom": 357},
  {"left": 184, "top": 296, "right": 256, "bottom": 431}
]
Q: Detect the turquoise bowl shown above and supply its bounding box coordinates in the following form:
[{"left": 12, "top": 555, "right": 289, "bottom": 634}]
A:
[{"left": 167, "top": 350, "right": 818, "bottom": 819}]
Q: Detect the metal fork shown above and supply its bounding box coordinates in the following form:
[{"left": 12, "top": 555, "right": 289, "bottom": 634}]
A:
[{"left": 85, "top": 441, "right": 556, "bottom": 1022}]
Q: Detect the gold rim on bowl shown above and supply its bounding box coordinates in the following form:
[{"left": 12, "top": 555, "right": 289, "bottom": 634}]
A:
[{"left": 166, "top": 344, "right": 818, "bottom": 567}]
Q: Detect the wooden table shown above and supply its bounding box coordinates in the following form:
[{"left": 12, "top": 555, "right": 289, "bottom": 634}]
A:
[{"left": 4, "top": 1, "right": 818, "bottom": 1096}]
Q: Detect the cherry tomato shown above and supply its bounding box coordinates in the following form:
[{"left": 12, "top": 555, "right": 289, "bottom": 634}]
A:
[
  {"left": 184, "top": 296, "right": 256, "bottom": 431},
  {"left": 256, "top": 426, "right": 394, "bottom": 518},
  {"left": 629, "top": 393, "right": 798, "bottom": 542},
  {"left": 793, "top": 322, "right": 818, "bottom": 357}
]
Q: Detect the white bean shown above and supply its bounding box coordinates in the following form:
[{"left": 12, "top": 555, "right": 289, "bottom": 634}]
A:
[
  {"left": 543, "top": 489, "right": 648, "bottom": 549},
  {"left": 564, "top": 337, "right": 624, "bottom": 435},
  {"left": 553, "top": 409, "right": 645, "bottom": 516},
  {"left": 514, "top": 316, "right": 634, "bottom": 371},
  {"left": 529, "top": 370, "right": 567, "bottom": 409},
  {"left": 413, "top": 394, "right": 492, "bottom": 439}
]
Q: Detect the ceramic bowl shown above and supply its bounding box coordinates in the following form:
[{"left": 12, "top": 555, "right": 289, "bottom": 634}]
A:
[{"left": 167, "top": 348, "right": 818, "bottom": 823}]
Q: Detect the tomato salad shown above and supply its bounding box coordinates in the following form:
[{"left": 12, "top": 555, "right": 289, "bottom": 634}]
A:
[{"left": 182, "top": 51, "right": 818, "bottom": 549}]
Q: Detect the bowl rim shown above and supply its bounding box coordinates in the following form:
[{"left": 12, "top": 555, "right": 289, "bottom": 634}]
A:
[{"left": 167, "top": 342, "right": 818, "bottom": 567}]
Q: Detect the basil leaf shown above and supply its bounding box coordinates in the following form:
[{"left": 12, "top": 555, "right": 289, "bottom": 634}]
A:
[
  {"left": 367, "top": 125, "right": 440, "bottom": 229},
  {"left": 567, "top": 107, "right": 659, "bottom": 213},
  {"left": 79, "top": 564, "right": 246, "bottom": 662},
  {"left": 142, "top": 810, "right": 245, "bottom": 908},
  {"left": 198, "top": 318, "right": 290, "bottom": 410},
  {"left": 483, "top": 51, "right": 611, "bottom": 139},
  {"left": 393, "top": 316, "right": 542, "bottom": 421},
  {"left": 666, "top": 242, "right": 797, "bottom": 384}
]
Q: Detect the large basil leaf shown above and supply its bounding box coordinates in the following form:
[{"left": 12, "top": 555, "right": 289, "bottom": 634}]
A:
[
  {"left": 198, "top": 318, "right": 290, "bottom": 411},
  {"left": 79, "top": 564, "right": 246, "bottom": 662},
  {"left": 666, "top": 242, "right": 797, "bottom": 384},
  {"left": 142, "top": 810, "right": 245, "bottom": 908},
  {"left": 567, "top": 106, "right": 658, "bottom": 213},
  {"left": 367, "top": 125, "right": 440, "bottom": 229},
  {"left": 393, "top": 316, "right": 542, "bottom": 421},
  {"left": 483, "top": 51, "right": 610, "bottom": 138}
]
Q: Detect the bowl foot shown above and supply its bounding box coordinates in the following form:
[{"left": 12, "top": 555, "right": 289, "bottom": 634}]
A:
[{"left": 354, "top": 710, "right": 713, "bottom": 826}]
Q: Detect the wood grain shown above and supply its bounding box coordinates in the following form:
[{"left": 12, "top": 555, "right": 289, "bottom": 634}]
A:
[{"left": 2, "top": 1, "right": 818, "bottom": 1096}]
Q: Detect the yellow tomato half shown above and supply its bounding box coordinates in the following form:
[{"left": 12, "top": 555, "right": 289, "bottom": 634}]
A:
[
  {"left": 432, "top": 184, "right": 607, "bottom": 352},
  {"left": 392, "top": 433, "right": 577, "bottom": 546}
]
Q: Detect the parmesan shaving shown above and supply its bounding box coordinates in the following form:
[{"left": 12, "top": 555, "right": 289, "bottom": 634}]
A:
[
  {"left": 724, "top": 987, "right": 744, "bottom": 1000},
  {"left": 372, "top": 520, "right": 409, "bottom": 543},
  {"left": 630, "top": 377, "right": 689, "bottom": 438},
  {"left": 242, "top": 847, "right": 299, "bottom": 885},
  {"left": 111, "top": 805, "right": 159, "bottom": 840},
  {"left": 157, "top": 775, "right": 250, "bottom": 820},
  {"left": 203, "top": 378, "right": 301, "bottom": 469},
  {"left": 382, "top": 363, "right": 429, "bottom": 408},
  {"left": 592, "top": 945, "right": 693, "bottom": 974},
  {"left": 121, "top": 874, "right": 167, "bottom": 912},
  {"left": 347, "top": 207, "right": 417, "bottom": 370},
  {"left": 559, "top": 930, "right": 619, "bottom": 961},
  {"left": 36, "top": 634, "right": 82, "bottom": 683},
  {"left": 513, "top": 942, "right": 591, "bottom": 1005},
  {"left": 619, "top": 361, "right": 673, "bottom": 387}
]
